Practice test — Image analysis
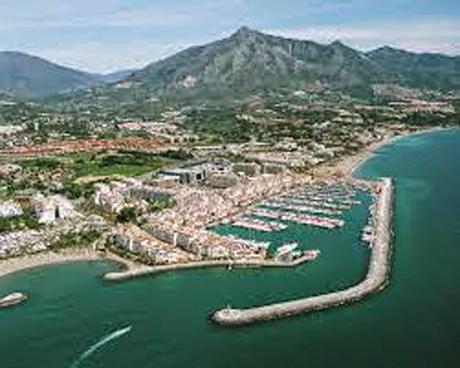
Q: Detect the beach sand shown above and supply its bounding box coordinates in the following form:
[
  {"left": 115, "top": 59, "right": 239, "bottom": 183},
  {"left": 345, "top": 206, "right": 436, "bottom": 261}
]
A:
[
  {"left": 0, "top": 248, "right": 135, "bottom": 279},
  {"left": 311, "top": 127, "right": 444, "bottom": 179}
]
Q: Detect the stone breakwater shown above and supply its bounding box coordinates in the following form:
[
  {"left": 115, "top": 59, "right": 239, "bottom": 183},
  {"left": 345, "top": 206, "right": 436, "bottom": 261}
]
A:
[{"left": 212, "top": 177, "right": 394, "bottom": 327}]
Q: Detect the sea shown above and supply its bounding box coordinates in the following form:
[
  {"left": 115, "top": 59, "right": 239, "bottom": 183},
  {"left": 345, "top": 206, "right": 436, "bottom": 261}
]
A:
[{"left": 0, "top": 128, "right": 459, "bottom": 368}]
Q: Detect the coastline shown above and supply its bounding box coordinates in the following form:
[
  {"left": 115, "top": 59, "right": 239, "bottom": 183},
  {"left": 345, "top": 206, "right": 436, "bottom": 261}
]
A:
[
  {"left": 0, "top": 249, "right": 132, "bottom": 280},
  {"left": 0, "top": 126, "right": 443, "bottom": 283},
  {"left": 313, "top": 126, "right": 446, "bottom": 179}
]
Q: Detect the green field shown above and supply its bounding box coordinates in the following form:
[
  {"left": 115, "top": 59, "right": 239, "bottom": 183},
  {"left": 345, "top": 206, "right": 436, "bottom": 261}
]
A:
[
  {"left": 70, "top": 152, "right": 171, "bottom": 178},
  {"left": 16, "top": 151, "right": 173, "bottom": 179}
]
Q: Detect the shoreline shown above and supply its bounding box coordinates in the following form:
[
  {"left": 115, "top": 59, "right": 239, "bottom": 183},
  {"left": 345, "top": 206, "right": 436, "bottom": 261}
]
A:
[
  {"left": 0, "top": 126, "right": 444, "bottom": 284},
  {"left": 212, "top": 177, "right": 393, "bottom": 326},
  {"left": 312, "top": 126, "right": 447, "bottom": 179},
  {"left": 0, "top": 249, "right": 132, "bottom": 280}
]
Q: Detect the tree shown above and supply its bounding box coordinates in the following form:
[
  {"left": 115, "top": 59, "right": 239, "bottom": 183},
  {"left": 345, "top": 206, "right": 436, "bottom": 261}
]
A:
[{"left": 116, "top": 207, "right": 138, "bottom": 223}]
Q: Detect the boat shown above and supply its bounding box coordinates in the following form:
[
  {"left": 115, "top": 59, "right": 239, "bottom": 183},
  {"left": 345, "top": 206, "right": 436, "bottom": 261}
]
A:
[
  {"left": 276, "top": 242, "right": 299, "bottom": 257},
  {"left": 0, "top": 292, "right": 28, "bottom": 308},
  {"left": 303, "top": 249, "right": 321, "bottom": 260}
]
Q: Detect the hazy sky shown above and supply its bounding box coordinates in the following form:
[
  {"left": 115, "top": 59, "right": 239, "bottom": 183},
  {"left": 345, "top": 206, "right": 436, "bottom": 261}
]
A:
[{"left": 1, "top": 0, "right": 459, "bottom": 73}]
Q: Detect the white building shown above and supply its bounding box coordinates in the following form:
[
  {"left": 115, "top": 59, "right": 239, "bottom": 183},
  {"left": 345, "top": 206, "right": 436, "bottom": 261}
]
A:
[
  {"left": 31, "top": 194, "right": 80, "bottom": 224},
  {"left": 0, "top": 201, "right": 23, "bottom": 218}
]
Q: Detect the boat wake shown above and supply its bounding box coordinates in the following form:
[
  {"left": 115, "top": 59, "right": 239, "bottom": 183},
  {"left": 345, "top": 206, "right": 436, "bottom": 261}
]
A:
[{"left": 70, "top": 325, "right": 132, "bottom": 368}]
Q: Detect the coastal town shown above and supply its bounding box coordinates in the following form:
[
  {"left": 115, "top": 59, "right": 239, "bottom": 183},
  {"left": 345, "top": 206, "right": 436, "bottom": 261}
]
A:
[
  {"left": 0, "top": 81, "right": 457, "bottom": 320},
  {"left": 1, "top": 3, "right": 460, "bottom": 367}
]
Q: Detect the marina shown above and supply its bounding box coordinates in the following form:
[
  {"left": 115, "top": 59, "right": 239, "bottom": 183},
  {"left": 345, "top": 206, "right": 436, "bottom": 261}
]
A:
[
  {"left": 262, "top": 201, "right": 342, "bottom": 216},
  {"left": 247, "top": 208, "right": 345, "bottom": 229},
  {"left": 279, "top": 197, "right": 351, "bottom": 210},
  {"left": 212, "top": 177, "right": 393, "bottom": 326},
  {"left": 230, "top": 217, "right": 288, "bottom": 232}
]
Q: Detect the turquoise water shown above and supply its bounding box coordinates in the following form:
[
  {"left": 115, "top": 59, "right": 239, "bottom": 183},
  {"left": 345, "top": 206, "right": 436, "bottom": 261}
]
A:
[{"left": 1, "top": 129, "right": 459, "bottom": 367}]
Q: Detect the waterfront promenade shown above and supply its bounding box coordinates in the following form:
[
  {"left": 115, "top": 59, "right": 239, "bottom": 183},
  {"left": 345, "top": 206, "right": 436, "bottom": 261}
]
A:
[{"left": 212, "top": 177, "right": 393, "bottom": 326}]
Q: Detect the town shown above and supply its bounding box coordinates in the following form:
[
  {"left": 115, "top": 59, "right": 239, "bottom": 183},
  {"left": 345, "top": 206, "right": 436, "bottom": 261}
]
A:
[{"left": 0, "top": 81, "right": 457, "bottom": 273}]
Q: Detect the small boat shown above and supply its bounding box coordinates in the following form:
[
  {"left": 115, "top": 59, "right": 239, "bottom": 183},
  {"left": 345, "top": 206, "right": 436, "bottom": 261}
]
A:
[
  {"left": 0, "top": 292, "right": 28, "bottom": 308},
  {"left": 276, "top": 242, "right": 299, "bottom": 257}
]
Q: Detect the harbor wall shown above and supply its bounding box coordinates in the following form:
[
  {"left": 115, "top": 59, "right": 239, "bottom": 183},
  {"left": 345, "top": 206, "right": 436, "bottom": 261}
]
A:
[
  {"left": 104, "top": 254, "right": 315, "bottom": 281},
  {"left": 211, "top": 177, "right": 394, "bottom": 326}
]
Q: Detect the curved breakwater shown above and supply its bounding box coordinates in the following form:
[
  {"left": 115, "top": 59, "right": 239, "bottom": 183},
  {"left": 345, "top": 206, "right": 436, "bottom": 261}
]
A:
[{"left": 212, "top": 177, "right": 394, "bottom": 326}]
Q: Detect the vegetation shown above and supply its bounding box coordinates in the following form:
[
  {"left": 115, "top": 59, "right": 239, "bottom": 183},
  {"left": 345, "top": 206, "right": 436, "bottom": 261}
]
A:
[
  {"left": 71, "top": 152, "right": 171, "bottom": 178},
  {"left": 148, "top": 193, "right": 175, "bottom": 213},
  {"left": 0, "top": 206, "right": 40, "bottom": 233},
  {"left": 0, "top": 51, "right": 98, "bottom": 99},
  {"left": 187, "top": 106, "right": 257, "bottom": 143},
  {"left": 48, "top": 230, "right": 102, "bottom": 250},
  {"left": 19, "top": 158, "right": 61, "bottom": 170},
  {"left": 159, "top": 149, "right": 194, "bottom": 160},
  {"left": 116, "top": 207, "right": 138, "bottom": 223},
  {"left": 58, "top": 182, "right": 98, "bottom": 199}
]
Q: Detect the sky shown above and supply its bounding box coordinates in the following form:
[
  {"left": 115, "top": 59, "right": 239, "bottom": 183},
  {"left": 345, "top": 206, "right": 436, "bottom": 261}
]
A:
[{"left": 0, "top": 0, "right": 459, "bottom": 73}]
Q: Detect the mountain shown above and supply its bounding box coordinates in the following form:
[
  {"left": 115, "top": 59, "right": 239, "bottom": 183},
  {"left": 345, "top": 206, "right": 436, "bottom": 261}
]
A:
[
  {"left": 125, "top": 27, "right": 460, "bottom": 100},
  {"left": 0, "top": 51, "right": 102, "bottom": 99},
  {"left": 96, "top": 69, "right": 138, "bottom": 84},
  {"left": 367, "top": 46, "right": 460, "bottom": 90}
]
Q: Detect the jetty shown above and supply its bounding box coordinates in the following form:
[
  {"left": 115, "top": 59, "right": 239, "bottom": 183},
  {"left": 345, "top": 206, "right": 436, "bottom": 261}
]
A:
[
  {"left": 249, "top": 208, "right": 344, "bottom": 229},
  {"left": 103, "top": 253, "right": 319, "bottom": 281},
  {"left": 212, "top": 177, "right": 393, "bottom": 327}
]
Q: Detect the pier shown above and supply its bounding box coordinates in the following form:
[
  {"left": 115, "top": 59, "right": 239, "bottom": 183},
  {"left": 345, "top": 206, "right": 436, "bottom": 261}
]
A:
[
  {"left": 103, "top": 253, "right": 318, "bottom": 281},
  {"left": 212, "top": 177, "right": 393, "bottom": 327}
]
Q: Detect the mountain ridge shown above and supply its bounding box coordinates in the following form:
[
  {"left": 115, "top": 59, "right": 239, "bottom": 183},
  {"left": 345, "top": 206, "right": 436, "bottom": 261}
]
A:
[
  {"left": 0, "top": 51, "right": 137, "bottom": 99},
  {"left": 1, "top": 27, "right": 459, "bottom": 101},
  {"left": 125, "top": 27, "right": 460, "bottom": 99}
]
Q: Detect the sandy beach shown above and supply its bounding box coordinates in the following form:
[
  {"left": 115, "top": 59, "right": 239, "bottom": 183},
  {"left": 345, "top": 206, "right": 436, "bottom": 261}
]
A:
[
  {"left": 312, "top": 126, "right": 446, "bottom": 179},
  {"left": 0, "top": 248, "right": 133, "bottom": 279}
]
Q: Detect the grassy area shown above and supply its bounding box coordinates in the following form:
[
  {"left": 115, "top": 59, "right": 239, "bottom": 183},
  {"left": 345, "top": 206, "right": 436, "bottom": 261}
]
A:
[
  {"left": 13, "top": 151, "right": 174, "bottom": 180},
  {"left": 48, "top": 230, "right": 102, "bottom": 250},
  {"left": 70, "top": 152, "right": 172, "bottom": 178}
]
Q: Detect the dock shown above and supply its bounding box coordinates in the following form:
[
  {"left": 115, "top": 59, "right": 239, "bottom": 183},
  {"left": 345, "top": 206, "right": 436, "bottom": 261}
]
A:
[
  {"left": 211, "top": 177, "right": 393, "bottom": 327},
  {"left": 103, "top": 253, "right": 319, "bottom": 281}
]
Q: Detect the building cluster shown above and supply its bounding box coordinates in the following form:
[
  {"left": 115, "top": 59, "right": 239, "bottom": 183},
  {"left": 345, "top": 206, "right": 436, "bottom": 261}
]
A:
[
  {"left": 111, "top": 224, "right": 198, "bottom": 264},
  {"left": 388, "top": 100, "right": 455, "bottom": 114},
  {"left": 150, "top": 172, "right": 307, "bottom": 231},
  {"left": 31, "top": 194, "right": 81, "bottom": 224},
  {"left": 93, "top": 178, "right": 173, "bottom": 214},
  {"left": 0, "top": 229, "right": 48, "bottom": 258},
  {"left": 1, "top": 136, "right": 170, "bottom": 156},
  {"left": 130, "top": 172, "right": 308, "bottom": 262},
  {"left": 159, "top": 160, "right": 234, "bottom": 186},
  {"left": 0, "top": 215, "right": 107, "bottom": 259},
  {"left": 159, "top": 159, "right": 288, "bottom": 188},
  {"left": 0, "top": 125, "right": 26, "bottom": 136},
  {"left": 143, "top": 224, "right": 266, "bottom": 261}
]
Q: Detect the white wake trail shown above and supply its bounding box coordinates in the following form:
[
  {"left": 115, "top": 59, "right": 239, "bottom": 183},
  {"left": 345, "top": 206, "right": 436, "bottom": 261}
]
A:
[{"left": 70, "top": 326, "right": 132, "bottom": 368}]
